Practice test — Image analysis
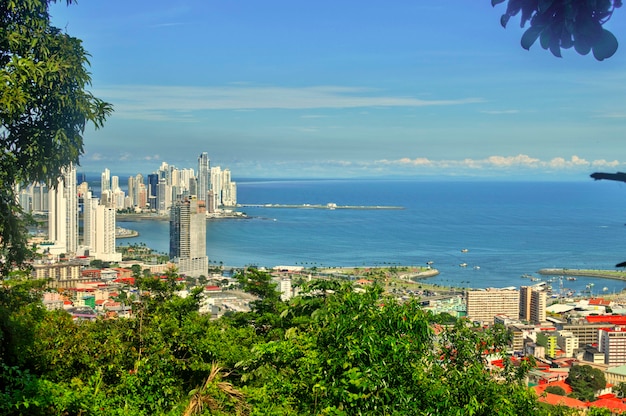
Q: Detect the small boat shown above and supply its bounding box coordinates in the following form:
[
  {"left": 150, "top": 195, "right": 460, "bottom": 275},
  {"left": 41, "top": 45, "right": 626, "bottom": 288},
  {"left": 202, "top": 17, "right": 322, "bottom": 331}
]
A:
[
  {"left": 567, "top": 277, "right": 577, "bottom": 281},
  {"left": 459, "top": 263, "right": 468, "bottom": 267},
  {"left": 461, "top": 248, "right": 469, "bottom": 253}
]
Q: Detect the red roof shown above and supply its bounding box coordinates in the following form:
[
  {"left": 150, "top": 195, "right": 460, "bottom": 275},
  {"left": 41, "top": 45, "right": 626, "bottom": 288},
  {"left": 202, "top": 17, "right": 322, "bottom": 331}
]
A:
[
  {"left": 535, "top": 391, "right": 586, "bottom": 409},
  {"left": 589, "top": 298, "right": 612, "bottom": 306},
  {"left": 586, "top": 315, "right": 626, "bottom": 325},
  {"left": 589, "top": 398, "right": 626, "bottom": 413},
  {"left": 534, "top": 380, "right": 574, "bottom": 395}
]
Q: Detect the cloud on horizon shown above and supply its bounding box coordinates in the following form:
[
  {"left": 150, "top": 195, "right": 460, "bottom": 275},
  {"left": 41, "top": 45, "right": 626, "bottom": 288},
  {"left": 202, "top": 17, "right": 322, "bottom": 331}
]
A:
[
  {"left": 80, "top": 152, "right": 624, "bottom": 179},
  {"left": 375, "top": 154, "right": 622, "bottom": 170}
]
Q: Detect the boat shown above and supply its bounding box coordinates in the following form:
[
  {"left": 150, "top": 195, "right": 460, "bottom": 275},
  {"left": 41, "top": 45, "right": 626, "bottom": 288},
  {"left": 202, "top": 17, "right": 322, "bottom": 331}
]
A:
[
  {"left": 459, "top": 263, "right": 468, "bottom": 267},
  {"left": 461, "top": 248, "right": 469, "bottom": 253},
  {"left": 567, "top": 277, "right": 577, "bottom": 281}
]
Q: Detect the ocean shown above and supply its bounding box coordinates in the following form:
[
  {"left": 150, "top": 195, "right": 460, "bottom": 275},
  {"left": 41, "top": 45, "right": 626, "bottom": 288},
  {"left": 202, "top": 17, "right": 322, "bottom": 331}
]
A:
[{"left": 117, "top": 178, "right": 626, "bottom": 294}]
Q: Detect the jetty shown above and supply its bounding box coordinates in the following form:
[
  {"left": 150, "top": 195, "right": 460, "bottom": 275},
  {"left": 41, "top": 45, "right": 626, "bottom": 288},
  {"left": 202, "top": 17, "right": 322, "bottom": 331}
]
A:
[{"left": 237, "top": 203, "right": 403, "bottom": 210}]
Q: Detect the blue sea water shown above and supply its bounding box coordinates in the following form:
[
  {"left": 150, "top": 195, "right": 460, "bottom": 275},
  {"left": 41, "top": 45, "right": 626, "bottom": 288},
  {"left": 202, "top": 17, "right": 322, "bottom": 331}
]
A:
[{"left": 117, "top": 179, "right": 626, "bottom": 293}]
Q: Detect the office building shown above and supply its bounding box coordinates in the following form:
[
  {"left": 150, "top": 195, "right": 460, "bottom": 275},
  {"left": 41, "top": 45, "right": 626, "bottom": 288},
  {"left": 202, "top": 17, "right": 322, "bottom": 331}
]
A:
[
  {"left": 169, "top": 196, "right": 208, "bottom": 277},
  {"left": 520, "top": 286, "right": 547, "bottom": 324},
  {"left": 465, "top": 288, "right": 520, "bottom": 325},
  {"left": 599, "top": 326, "right": 626, "bottom": 365},
  {"left": 197, "top": 152, "right": 210, "bottom": 203}
]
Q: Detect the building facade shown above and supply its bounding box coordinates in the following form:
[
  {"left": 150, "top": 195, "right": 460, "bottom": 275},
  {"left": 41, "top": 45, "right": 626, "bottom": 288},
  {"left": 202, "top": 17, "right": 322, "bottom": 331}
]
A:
[
  {"left": 599, "top": 326, "right": 626, "bottom": 365},
  {"left": 465, "top": 288, "right": 520, "bottom": 325},
  {"left": 169, "top": 196, "right": 208, "bottom": 277},
  {"left": 520, "top": 286, "right": 547, "bottom": 324}
]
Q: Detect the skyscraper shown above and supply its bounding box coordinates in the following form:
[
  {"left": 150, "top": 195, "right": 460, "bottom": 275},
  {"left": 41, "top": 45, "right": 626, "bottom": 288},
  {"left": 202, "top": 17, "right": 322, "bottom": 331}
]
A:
[
  {"left": 169, "top": 196, "right": 208, "bottom": 277},
  {"left": 48, "top": 164, "right": 78, "bottom": 255},
  {"left": 197, "top": 152, "right": 210, "bottom": 203},
  {"left": 83, "top": 191, "right": 121, "bottom": 262},
  {"left": 101, "top": 168, "right": 111, "bottom": 194},
  {"left": 519, "top": 286, "right": 547, "bottom": 324}
]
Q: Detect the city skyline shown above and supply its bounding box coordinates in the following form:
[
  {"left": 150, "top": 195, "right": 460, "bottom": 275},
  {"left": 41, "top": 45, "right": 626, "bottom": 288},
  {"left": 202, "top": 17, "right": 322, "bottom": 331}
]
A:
[{"left": 50, "top": 1, "right": 626, "bottom": 179}]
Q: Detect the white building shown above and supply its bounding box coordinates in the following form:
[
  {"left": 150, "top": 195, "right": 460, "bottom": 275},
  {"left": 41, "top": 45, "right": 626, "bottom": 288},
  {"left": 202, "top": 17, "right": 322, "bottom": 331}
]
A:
[
  {"left": 83, "top": 191, "right": 122, "bottom": 262},
  {"left": 599, "top": 326, "right": 626, "bottom": 365},
  {"left": 47, "top": 164, "right": 78, "bottom": 255}
]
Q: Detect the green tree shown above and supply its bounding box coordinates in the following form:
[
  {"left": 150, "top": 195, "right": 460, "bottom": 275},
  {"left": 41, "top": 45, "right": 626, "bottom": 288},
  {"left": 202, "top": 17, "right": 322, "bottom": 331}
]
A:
[
  {"left": 241, "top": 283, "right": 539, "bottom": 415},
  {"left": 0, "top": 0, "right": 112, "bottom": 276},
  {"left": 566, "top": 364, "right": 607, "bottom": 401},
  {"left": 493, "top": 0, "right": 622, "bottom": 60},
  {"left": 545, "top": 385, "right": 567, "bottom": 396},
  {"left": 130, "top": 264, "right": 142, "bottom": 279}
]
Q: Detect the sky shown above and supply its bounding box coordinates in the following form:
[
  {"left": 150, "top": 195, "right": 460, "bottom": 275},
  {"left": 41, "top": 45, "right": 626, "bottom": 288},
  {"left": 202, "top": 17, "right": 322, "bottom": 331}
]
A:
[{"left": 49, "top": 1, "right": 626, "bottom": 179}]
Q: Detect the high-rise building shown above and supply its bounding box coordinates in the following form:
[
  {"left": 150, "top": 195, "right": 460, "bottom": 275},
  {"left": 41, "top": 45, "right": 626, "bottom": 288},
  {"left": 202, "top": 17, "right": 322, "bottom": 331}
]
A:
[
  {"left": 197, "top": 152, "right": 210, "bottom": 203},
  {"left": 83, "top": 191, "right": 122, "bottom": 262},
  {"left": 599, "top": 326, "right": 626, "bottom": 365},
  {"left": 127, "top": 176, "right": 135, "bottom": 207},
  {"left": 147, "top": 173, "right": 159, "bottom": 210},
  {"left": 169, "top": 196, "right": 208, "bottom": 277},
  {"left": 48, "top": 164, "right": 78, "bottom": 255},
  {"left": 221, "top": 169, "right": 237, "bottom": 207},
  {"left": 210, "top": 166, "right": 222, "bottom": 211},
  {"left": 101, "top": 168, "right": 111, "bottom": 194},
  {"left": 465, "top": 288, "right": 520, "bottom": 325},
  {"left": 519, "top": 286, "right": 547, "bottom": 324}
]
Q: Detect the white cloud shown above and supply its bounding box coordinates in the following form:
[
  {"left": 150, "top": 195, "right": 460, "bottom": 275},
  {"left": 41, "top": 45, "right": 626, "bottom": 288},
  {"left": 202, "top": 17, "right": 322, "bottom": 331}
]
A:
[
  {"left": 373, "top": 154, "right": 623, "bottom": 171},
  {"left": 95, "top": 85, "right": 483, "bottom": 120}
]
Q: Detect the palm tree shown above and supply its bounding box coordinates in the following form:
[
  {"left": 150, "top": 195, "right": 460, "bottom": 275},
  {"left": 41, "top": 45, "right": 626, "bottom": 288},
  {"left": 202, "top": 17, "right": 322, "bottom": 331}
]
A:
[{"left": 183, "top": 363, "right": 247, "bottom": 416}]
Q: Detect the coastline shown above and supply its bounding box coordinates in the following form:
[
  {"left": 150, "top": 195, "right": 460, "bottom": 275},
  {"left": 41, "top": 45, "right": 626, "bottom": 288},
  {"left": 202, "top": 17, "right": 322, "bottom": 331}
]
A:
[
  {"left": 318, "top": 266, "right": 440, "bottom": 281},
  {"left": 115, "top": 227, "right": 139, "bottom": 239}
]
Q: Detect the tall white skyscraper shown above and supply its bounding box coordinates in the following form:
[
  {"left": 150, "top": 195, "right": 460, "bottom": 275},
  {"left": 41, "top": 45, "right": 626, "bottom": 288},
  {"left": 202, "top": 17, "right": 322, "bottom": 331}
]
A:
[
  {"left": 48, "top": 164, "right": 78, "bottom": 255},
  {"left": 83, "top": 191, "right": 122, "bottom": 262},
  {"left": 169, "top": 196, "right": 208, "bottom": 277},
  {"left": 197, "top": 152, "right": 210, "bottom": 203},
  {"left": 210, "top": 166, "right": 222, "bottom": 211},
  {"left": 101, "top": 168, "right": 111, "bottom": 193}
]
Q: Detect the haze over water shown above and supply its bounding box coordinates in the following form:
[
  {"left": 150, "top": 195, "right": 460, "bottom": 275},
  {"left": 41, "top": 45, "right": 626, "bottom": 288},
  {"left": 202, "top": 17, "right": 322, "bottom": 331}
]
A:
[{"left": 118, "top": 179, "right": 626, "bottom": 294}]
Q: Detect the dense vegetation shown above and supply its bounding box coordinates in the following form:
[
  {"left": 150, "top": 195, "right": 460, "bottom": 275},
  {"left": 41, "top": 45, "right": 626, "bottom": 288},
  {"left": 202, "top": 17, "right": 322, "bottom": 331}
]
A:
[{"left": 2, "top": 268, "right": 605, "bottom": 416}]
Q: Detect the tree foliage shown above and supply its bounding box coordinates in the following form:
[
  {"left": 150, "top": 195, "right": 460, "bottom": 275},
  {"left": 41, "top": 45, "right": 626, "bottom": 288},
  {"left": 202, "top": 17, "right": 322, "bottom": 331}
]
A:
[
  {"left": 566, "top": 364, "right": 607, "bottom": 401},
  {"left": 492, "top": 0, "right": 622, "bottom": 60},
  {"left": 0, "top": 0, "right": 112, "bottom": 276}
]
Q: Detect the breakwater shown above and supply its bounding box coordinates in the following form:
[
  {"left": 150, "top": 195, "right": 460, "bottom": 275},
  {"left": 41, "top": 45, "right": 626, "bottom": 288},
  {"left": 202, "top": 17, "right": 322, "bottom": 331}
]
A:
[
  {"left": 238, "top": 203, "right": 403, "bottom": 210},
  {"left": 538, "top": 268, "right": 626, "bottom": 281}
]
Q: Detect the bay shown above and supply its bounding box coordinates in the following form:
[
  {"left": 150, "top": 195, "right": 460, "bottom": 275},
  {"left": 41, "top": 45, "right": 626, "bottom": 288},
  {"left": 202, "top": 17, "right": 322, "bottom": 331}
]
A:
[{"left": 117, "top": 179, "right": 626, "bottom": 293}]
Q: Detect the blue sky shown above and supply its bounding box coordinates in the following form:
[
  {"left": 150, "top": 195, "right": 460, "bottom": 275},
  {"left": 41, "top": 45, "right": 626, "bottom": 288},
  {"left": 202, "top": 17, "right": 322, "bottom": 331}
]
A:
[{"left": 50, "top": 1, "right": 626, "bottom": 179}]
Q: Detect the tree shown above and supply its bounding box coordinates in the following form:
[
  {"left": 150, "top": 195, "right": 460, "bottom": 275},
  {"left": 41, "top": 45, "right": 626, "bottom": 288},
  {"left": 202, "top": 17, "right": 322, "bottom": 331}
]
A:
[
  {"left": 566, "top": 364, "right": 607, "bottom": 401},
  {"left": 493, "top": 0, "right": 622, "bottom": 60},
  {"left": 545, "top": 385, "right": 567, "bottom": 396},
  {"left": 0, "top": 0, "right": 112, "bottom": 276}
]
